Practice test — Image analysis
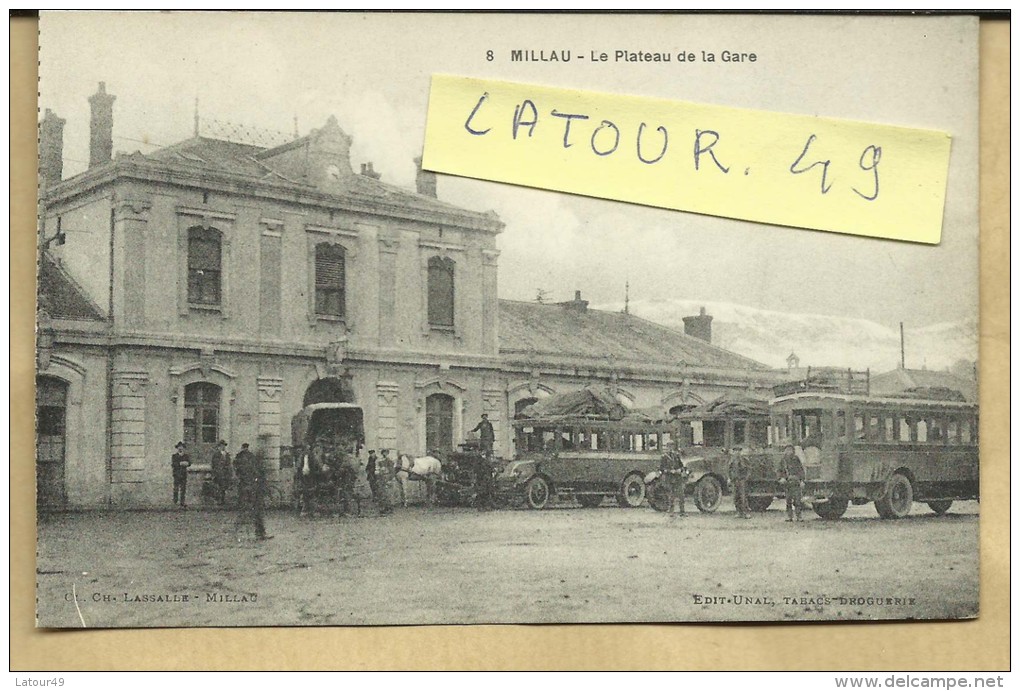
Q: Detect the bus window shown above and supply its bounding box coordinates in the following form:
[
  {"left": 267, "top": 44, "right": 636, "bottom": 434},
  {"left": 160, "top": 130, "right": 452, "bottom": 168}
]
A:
[
  {"left": 542, "top": 430, "right": 558, "bottom": 451},
  {"left": 853, "top": 414, "right": 865, "bottom": 441},
  {"left": 733, "top": 420, "right": 747, "bottom": 447},
  {"left": 960, "top": 418, "right": 972, "bottom": 444},
  {"left": 561, "top": 430, "right": 575, "bottom": 450},
  {"left": 916, "top": 420, "right": 928, "bottom": 443},
  {"left": 929, "top": 418, "right": 944, "bottom": 443},
  {"left": 899, "top": 417, "right": 912, "bottom": 442},
  {"left": 661, "top": 431, "right": 672, "bottom": 448},
  {"left": 884, "top": 417, "right": 894, "bottom": 442},
  {"left": 703, "top": 420, "right": 725, "bottom": 447},
  {"left": 867, "top": 414, "right": 881, "bottom": 441},
  {"left": 836, "top": 410, "right": 848, "bottom": 442},
  {"left": 947, "top": 418, "right": 959, "bottom": 445},
  {"left": 690, "top": 421, "right": 704, "bottom": 446},
  {"left": 793, "top": 410, "right": 824, "bottom": 445},
  {"left": 749, "top": 419, "right": 769, "bottom": 447},
  {"left": 772, "top": 415, "right": 790, "bottom": 444}
]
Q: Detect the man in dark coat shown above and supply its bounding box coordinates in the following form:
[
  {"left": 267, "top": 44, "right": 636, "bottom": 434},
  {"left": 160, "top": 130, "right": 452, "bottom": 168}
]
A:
[
  {"left": 171, "top": 441, "right": 191, "bottom": 508},
  {"left": 473, "top": 453, "right": 496, "bottom": 511},
  {"left": 471, "top": 414, "right": 496, "bottom": 459},
  {"left": 660, "top": 442, "right": 689, "bottom": 517},
  {"left": 210, "top": 439, "right": 232, "bottom": 504},
  {"left": 234, "top": 442, "right": 271, "bottom": 540},
  {"left": 729, "top": 451, "right": 753, "bottom": 519},
  {"left": 779, "top": 445, "right": 806, "bottom": 522},
  {"left": 365, "top": 449, "right": 391, "bottom": 515},
  {"left": 336, "top": 444, "right": 360, "bottom": 517}
]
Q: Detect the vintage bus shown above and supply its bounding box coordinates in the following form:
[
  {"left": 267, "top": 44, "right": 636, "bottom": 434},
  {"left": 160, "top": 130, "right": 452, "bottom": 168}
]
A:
[
  {"left": 503, "top": 413, "right": 731, "bottom": 510},
  {"left": 650, "top": 398, "right": 780, "bottom": 513},
  {"left": 769, "top": 371, "right": 979, "bottom": 519}
]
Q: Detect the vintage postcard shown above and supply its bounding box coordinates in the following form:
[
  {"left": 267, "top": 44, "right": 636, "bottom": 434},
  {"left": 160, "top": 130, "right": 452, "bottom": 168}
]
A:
[{"left": 35, "top": 12, "right": 979, "bottom": 627}]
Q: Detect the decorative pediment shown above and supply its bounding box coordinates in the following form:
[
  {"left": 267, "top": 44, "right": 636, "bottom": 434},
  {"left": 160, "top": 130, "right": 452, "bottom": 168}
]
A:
[
  {"left": 169, "top": 361, "right": 237, "bottom": 380},
  {"left": 414, "top": 376, "right": 468, "bottom": 393}
]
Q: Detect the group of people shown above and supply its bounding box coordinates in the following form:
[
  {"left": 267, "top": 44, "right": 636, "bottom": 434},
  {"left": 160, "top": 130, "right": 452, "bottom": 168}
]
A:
[
  {"left": 170, "top": 439, "right": 272, "bottom": 540},
  {"left": 657, "top": 442, "right": 808, "bottom": 521},
  {"left": 296, "top": 443, "right": 399, "bottom": 518}
]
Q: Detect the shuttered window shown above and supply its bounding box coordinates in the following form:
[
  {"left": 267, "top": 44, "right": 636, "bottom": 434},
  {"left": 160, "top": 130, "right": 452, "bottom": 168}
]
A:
[
  {"left": 315, "top": 243, "right": 346, "bottom": 318},
  {"left": 425, "top": 393, "right": 454, "bottom": 452},
  {"left": 188, "top": 227, "right": 221, "bottom": 305},
  {"left": 427, "top": 256, "right": 455, "bottom": 328}
]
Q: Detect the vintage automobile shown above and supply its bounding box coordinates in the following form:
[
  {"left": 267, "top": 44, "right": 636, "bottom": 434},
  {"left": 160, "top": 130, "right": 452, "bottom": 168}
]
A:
[
  {"left": 497, "top": 387, "right": 732, "bottom": 510},
  {"left": 644, "top": 397, "right": 781, "bottom": 513}
]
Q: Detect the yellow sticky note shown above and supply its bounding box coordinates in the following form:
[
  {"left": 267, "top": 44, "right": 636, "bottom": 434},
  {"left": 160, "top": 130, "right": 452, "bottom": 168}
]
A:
[{"left": 423, "top": 75, "right": 952, "bottom": 244}]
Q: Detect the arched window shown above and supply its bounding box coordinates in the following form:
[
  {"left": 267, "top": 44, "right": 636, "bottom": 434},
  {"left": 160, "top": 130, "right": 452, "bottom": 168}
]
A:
[
  {"left": 184, "top": 382, "right": 221, "bottom": 460},
  {"left": 425, "top": 393, "right": 455, "bottom": 452},
  {"left": 314, "top": 243, "right": 346, "bottom": 318},
  {"left": 36, "top": 375, "right": 69, "bottom": 508},
  {"left": 188, "top": 226, "right": 222, "bottom": 305},
  {"left": 427, "top": 256, "right": 455, "bottom": 329}
]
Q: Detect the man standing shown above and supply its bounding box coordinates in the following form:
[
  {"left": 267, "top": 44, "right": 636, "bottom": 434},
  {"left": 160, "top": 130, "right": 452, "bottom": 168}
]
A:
[
  {"left": 210, "top": 439, "right": 232, "bottom": 505},
  {"left": 366, "top": 449, "right": 391, "bottom": 515},
  {"left": 234, "top": 442, "right": 271, "bottom": 540},
  {"left": 337, "top": 444, "right": 360, "bottom": 517},
  {"left": 171, "top": 441, "right": 191, "bottom": 508},
  {"left": 473, "top": 452, "right": 496, "bottom": 511},
  {"left": 660, "top": 441, "right": 689, "bottom": 517},
  {"left": 779, "top": 444, "right": 806, "bottom": 522},
  {"left": 729, "top": 450, "right": 752, "bottom": 519},
  {"left": 471, "top": 413, "right": 495, "bottom": 459}
]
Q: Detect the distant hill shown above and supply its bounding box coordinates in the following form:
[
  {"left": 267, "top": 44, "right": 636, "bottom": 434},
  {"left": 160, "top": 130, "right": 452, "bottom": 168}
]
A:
[{"left": 595, "top": 298, "right": 978, "bottom": 373}]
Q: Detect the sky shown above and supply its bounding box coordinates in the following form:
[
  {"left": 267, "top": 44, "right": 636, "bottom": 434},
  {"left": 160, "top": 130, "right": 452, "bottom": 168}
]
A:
[{"left": 38, "top": 12, "right": 980, "bottom": 331}]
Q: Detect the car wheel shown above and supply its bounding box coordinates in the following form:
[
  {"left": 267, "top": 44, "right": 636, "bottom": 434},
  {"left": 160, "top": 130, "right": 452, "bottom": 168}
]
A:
[
  {"left": 525, "top": 476, "right": 550, "bottom": 510},
  {"left": 617, "top": 474, "right": 646, "bottom": 508},
  {"left": 693, "top": 476, "right": 722, "bottom": 513},
  {"left": 875, "top": 473, "right": 913, "bottom": 519},
  {"left": 813, "top": 496, "right": 849, "bottom": 519}
]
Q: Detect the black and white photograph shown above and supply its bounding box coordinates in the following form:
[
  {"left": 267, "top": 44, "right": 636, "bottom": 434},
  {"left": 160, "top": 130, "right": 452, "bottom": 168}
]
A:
[{"left": 34, "top": 12, "right": 980, "bottom": 628}]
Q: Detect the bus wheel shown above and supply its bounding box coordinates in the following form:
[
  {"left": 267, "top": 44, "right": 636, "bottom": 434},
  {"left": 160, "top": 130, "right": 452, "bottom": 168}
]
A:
[
  {"left": 748, "top": 495, "right": 773, "bottom": 512},
  {"left": 875, "top": 473, "right": 913, "bottom": 519},
  {"left": 525, "top": 476, "right": 550, "bottom": 510},
  {"left": 813, "top": 496, "right": 849, "bottom": 519},
  {"left": 577, "top": 494, "right": 603, "bottom": 508},
  {"left": 693, "top": 476, "right": 722, "bottom": 513},
  {"left": 618, "top": 474, "right": 646, "bottom": 508},
  {"left": 927, "top": 500, "right": 953, "bottom": 516},
  {"left": 647, "top": 481, "right": 669, "bottom": 512}
]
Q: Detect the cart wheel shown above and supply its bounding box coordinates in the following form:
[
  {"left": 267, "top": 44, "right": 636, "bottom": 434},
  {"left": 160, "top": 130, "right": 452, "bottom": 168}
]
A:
[{"left": 526, "top": 476, "right": 550, "bottom": 510}]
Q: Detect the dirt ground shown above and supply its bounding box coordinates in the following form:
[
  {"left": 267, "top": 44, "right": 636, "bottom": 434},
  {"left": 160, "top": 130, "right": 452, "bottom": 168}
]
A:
[{"left": 35, "top": 498, "right": 979, "bottom": 628}]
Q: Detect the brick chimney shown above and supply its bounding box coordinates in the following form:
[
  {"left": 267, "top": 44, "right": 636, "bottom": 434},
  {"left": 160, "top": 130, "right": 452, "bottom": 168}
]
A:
[
  {"left": 39, "top": 108, "right": 66, "bottom": 189},
  {"left": 414, "top": 156, "right": 437, "bottom": 197},
  {"left": 360, "top": 162, "right": 381, "bottom": 180},
  {"left": 558, "top": 290, "right": 589, "bottom": 312},
  {"left": 682, "top": 306, "right": 713, "bottom": 343},
  {"left": 88, "top": 81, "right": 115, "bottom": 168}
]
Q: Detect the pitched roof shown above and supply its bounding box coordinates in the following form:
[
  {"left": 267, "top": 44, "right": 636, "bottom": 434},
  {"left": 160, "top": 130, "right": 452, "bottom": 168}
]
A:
[
  {"left": 38, "top": 253, "right": 106, "bottom": 321},
  {"left": 498, "top": 299, "right": 767, "bottom": 370},
  {"left": 139, "top": 136, "right": 502, "bottom": 230},
  {"left": 871, "top": 367, "right": 977, "bottom": 402}
]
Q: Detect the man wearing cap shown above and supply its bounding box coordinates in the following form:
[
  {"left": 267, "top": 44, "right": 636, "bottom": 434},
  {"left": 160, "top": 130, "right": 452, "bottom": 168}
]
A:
[
  {"left": 171, "top": 442, "right": 191, "bottom": 508},
  {"left": 234, "top": 442, "right": 271, "bottom": 540},
  {"left": 779, "top": 444, "right": 806, "bottom": 522},
  {"left": 210, "top": 439, "right": 232, "bottom": 505},
  {"left": 471, "top": 413, "right": 495, "bottom": 459}
]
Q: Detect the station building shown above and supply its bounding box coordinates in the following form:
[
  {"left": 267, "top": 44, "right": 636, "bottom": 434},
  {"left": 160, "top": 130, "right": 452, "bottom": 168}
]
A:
[{"left": 36, "top": 84, "right": 787, "bottom": 508}]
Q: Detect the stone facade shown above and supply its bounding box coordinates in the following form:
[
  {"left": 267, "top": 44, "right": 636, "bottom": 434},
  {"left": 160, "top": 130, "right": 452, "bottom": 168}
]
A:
[{"left": 36, "top": 85, "right": 788, "bottom": 508}]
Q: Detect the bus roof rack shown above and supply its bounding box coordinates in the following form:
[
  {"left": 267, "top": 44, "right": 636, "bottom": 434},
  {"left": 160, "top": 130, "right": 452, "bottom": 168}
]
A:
[{"left": 773, "top": 367, "right": 871, "bottom": 397}]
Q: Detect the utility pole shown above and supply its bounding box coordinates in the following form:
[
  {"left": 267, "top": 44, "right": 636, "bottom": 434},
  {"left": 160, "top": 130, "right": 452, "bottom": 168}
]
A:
[{"left": 900, "top": 322, "right": 906, "bottom": 369}]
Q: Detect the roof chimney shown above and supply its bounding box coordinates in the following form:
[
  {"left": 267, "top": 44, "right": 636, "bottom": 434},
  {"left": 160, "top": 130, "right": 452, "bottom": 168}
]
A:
[
  {"left": 414, "top": 156, "right": 437, "bottom": 197},
  {"left": 39, "top": 108, "right": 66, "bottom": 189},
  {"left": 88, "top": 81, "right": 115, "bottom": 168},
  {"left": 557, "top": 290, "right": 589, "bottom": 312},
  {"left": 360, "top": 162, "right": 381, "bottom": 180},
  {"left": 682, "top": 306, "right": 713, "bottom": 343}
]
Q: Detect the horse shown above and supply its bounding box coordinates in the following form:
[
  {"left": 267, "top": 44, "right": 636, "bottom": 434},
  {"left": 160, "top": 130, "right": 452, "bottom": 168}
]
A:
[{"left": 395, "top": 453, "right": 443, "bottom": 507}]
